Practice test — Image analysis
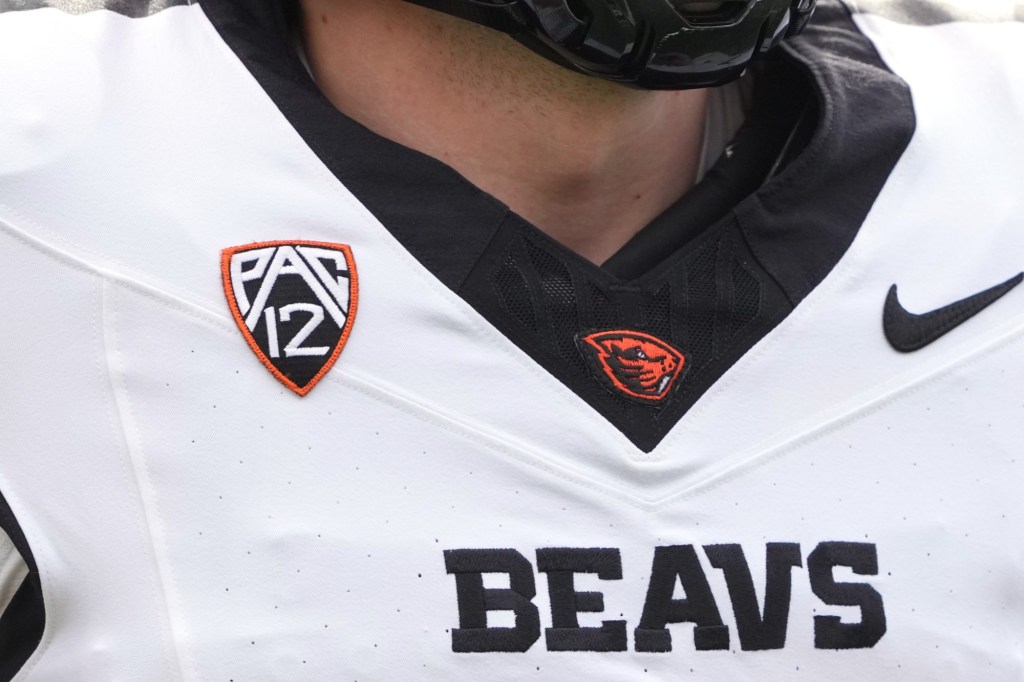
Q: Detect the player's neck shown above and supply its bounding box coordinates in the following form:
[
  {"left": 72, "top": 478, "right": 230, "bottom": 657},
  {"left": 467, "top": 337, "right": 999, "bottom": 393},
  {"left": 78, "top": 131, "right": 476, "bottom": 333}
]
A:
[{"left": 300, "top": 0, "right": 709, "bottom": 265}]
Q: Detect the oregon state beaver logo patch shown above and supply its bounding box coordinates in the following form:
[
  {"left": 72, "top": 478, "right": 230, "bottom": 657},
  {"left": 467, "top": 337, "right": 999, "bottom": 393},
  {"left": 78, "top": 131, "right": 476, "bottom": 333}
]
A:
[
  {"left": 221, "top": 241, "right": 358, "bottom": 396},
  {"left": 577, "top": 330, "right": 686, "bottom": 403}
]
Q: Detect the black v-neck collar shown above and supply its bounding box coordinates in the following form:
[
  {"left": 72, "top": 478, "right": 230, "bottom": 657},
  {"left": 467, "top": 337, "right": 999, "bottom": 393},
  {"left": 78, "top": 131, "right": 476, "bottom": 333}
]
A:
[
  {"left": 201, "top": 0, "right": 915, "bottom": 451},
  {"left": 602, "top": 60, "right": 816, "bottom": 281}
]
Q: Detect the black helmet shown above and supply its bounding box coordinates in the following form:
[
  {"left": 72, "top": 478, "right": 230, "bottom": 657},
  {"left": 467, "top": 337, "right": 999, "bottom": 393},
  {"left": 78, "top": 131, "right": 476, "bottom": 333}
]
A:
[{"left": 402, "top": 0, "right": 816, "bottom": 89}]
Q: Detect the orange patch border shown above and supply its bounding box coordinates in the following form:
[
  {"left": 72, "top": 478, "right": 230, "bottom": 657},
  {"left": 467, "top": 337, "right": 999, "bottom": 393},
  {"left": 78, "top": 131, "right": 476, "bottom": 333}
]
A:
[
  {"left": 579, "top": 329, "right": 686, "bottom": 403},
  {"left": 221, "top": 240, "right": 359, "bottom": 397}
]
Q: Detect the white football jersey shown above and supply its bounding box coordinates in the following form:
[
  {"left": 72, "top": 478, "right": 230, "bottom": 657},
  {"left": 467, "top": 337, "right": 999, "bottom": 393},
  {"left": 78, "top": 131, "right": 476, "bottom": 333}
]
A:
[{"left": 0, "top": 0, "right": 1023, "bottom": 679}]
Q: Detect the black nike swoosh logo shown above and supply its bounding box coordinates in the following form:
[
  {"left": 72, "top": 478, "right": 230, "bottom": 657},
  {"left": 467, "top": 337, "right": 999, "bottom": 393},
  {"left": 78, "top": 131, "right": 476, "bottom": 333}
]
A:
[{"left": 883, "top": 272, "right": 1023, "bottom": 352}]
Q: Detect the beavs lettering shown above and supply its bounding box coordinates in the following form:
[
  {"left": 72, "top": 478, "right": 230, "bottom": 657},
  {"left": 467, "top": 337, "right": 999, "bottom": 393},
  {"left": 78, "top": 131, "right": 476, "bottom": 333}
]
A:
[{"left": 443, "top": 542, "right": 885, "bottom": 653}]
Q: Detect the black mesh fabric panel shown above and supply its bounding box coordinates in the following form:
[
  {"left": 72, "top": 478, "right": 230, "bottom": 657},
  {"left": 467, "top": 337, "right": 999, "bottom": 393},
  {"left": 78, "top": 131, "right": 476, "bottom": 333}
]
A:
[
  {"left": 523, "top": 236, "right": 583, "bottom": 368},
  {"left": 590, "top": 283, "right": 622, "bottom": 331},
  {"left": 473, "top": 222, "right": 786, "bottom": 451},
  {"left": 684, "top": 237, "right": 721, "bottom": 369},
  {"left": 730, "top": 259, "right": 763, "bottom": 338},
  {"left": 640, "top": 283, "right": 673, "bottom": 342},
  {"left": 492, "top": 252, "right": 537, "bottom": 331}
]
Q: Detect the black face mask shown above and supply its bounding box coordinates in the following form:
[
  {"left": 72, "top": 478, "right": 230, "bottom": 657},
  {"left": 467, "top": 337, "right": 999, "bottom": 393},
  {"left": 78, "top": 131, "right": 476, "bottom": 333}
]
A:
[{"left": 402, "top": 0, "right": 816, "bottom": 89}]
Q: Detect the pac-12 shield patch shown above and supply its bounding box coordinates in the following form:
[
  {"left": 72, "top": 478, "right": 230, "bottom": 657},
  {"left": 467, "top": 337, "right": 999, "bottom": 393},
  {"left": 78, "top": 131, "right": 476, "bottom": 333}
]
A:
[
  {"left": 577, "top": 330, "right": 686, "bottom": 403},
  {"left": 221, "top": 240, "right": 358, "bottom": 396}
]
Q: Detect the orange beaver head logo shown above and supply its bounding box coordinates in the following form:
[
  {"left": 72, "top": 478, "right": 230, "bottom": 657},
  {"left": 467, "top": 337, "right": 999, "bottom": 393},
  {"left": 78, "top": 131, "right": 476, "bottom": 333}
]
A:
[{"left": 577, "top": 330, "right": 686, "bottom": 403}]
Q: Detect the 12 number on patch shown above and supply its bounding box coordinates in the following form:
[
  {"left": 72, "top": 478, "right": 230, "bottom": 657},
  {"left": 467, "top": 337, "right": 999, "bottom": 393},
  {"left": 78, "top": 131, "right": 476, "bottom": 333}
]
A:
[{"left": 221, "top": 240, "right": 358, "bottom": 396}]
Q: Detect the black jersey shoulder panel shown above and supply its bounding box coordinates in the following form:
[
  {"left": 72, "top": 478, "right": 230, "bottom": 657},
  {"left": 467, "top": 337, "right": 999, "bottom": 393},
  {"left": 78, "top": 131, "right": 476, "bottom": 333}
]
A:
[
  {"left": 736, "top": 0, "right": 916, "bottom": 305},
  {"left": 0, "top": 491, "right": 44, "bottom": 682},
  {"left": 200, "top": 0, "right": 915, "bottom": 451},
  {"left": 0, "top": 0, "right": 188, "bottom": 16},
  {"left": 0, "top": 574, "right": 44, "bottom": 682}
]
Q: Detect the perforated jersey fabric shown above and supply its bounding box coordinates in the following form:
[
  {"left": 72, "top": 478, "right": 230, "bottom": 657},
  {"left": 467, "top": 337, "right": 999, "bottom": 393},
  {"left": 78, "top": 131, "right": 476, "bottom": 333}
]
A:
[{"left": 0, "top": 1, "right": 1023, "bottom": 680}]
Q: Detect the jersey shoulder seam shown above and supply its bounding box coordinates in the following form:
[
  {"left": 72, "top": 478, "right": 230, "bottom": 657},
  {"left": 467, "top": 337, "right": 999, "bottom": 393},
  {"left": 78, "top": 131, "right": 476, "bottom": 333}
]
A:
[{"left": 0, "top": 203, "right": 229, "bottom": 330}]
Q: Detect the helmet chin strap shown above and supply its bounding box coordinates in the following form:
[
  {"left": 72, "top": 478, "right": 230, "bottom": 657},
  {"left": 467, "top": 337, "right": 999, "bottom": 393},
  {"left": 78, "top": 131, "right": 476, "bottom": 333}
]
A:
[{"left": 787, "top": 0, "right": 816, "bottom": 36}]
